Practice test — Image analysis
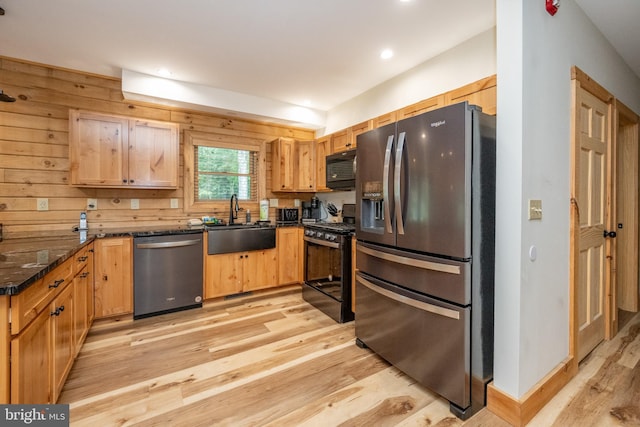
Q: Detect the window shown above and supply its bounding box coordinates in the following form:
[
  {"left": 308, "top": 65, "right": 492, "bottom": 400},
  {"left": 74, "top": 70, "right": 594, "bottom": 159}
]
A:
[
  {"left": 184, "top": 131, "right": 266, "bottom": 212},
  {"left": 196, "top": 146, "right": 257, "bottom": 201}
]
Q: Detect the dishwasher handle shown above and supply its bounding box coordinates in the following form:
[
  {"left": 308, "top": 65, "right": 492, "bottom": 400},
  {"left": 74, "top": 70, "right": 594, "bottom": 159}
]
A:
[{"left": 136, "top": 239, "right": 201, "bottom": 249}]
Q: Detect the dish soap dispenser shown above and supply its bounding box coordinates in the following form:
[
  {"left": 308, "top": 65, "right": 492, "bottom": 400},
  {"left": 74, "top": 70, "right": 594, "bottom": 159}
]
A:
[{"left": 79, "top": 211, "right": 88, "bottom": 230}]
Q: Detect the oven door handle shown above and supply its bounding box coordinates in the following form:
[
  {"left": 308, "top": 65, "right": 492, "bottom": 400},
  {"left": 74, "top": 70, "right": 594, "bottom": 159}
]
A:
[
  {"left": 357, "top": 274, "right": 460, "bottom": 320},
  {"left": 304, "top": 236, "right": 340, "bottom": 249}
]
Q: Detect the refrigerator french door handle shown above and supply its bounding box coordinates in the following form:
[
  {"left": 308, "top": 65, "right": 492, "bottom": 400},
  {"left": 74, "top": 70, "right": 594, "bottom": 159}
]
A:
[
  {"left": 383, "top": 135, "right": 394, "bottom": 234},
  {"left": 394, "top": 132, "right": 406, "bottom": 235},
  {"left": 357, "top": 274, "right": 460, "bottom": 320},
  {"left": 358, "top": 243, "right": 461, "bottom": 275}
]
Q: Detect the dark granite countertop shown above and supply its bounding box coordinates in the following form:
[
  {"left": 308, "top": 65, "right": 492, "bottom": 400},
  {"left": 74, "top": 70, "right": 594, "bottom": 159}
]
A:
[
  {"left": 0, "top": 232, "right": 93, "bottom": 296},
  {"left": 0, "top": 222, "right": 299, "bottom": 297},
  {"left": 0, "top": 225, "right": 206, "bottom": 296}
]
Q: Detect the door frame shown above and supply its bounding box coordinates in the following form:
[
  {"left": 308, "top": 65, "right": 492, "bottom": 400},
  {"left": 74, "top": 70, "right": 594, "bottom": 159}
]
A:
[{"left": 614, "top": 100, "right": 640, "bottom": 314}]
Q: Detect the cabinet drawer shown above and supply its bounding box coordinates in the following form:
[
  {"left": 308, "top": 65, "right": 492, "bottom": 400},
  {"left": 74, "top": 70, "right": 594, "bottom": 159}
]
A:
[
  {"left": 10, "top": 257, "right": 73, "bottom": 335},
  {"left": 73, "top": 245, "right": 91, "bottom": 275}
]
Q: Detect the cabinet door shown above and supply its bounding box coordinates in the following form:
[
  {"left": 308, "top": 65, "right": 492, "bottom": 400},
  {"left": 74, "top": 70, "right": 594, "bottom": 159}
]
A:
[
  {"left": 73, "top": 266, "right": 90, "bottom": 356},
  {"left": 69, "top": 110, "right": 128, "bottom": 186},
  {"left": 243, "top": 249, "right": 278, "bottom": 291},
  {"left": 204, "top": 253, "right": 243, "bottom": 298},
  {"left": 10, "top": 309, "right": 52, "bottom": 404},
  {"left": 272, "top": 137, "right": 295, "bottom": 191},
  {"left": 277, "top": 228, "right": 301, "bottom": 285},
  {"left": 295, "top": 140, "right": 316, "bottom": 191},
  {"left": 51, "top": 283, "right": 74, "bottom": 403},
  {"left": 128, "top": 119, "right": 179, "bottom": 188},
  {"left": 94, "top": 237, "right": 133, "bottom": 318},
  {"left": 315, "top": 136, "right": 330, "bottom": 191},
  {"left": 331, "top": 129, "right": 351, "bottom": 153}
]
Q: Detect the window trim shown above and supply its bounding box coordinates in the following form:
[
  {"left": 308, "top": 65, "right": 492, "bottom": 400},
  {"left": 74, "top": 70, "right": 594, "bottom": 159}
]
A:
[{"left": 183, "top": 131, "right": 267, "bottom": 213}]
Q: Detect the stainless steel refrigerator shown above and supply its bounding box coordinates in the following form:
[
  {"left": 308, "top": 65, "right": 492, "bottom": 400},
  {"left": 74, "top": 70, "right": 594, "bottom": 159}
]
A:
[{"left": 355, "top": 101, "right": 495, "bottom": 419}]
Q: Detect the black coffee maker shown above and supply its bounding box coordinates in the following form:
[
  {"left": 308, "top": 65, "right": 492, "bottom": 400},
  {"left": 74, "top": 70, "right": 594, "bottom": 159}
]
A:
[{"left": 302, "top": 197, "right": 322, "bottom": 221}]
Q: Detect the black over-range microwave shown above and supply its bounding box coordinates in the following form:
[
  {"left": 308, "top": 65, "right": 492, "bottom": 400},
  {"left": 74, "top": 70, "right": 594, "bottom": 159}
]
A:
[{"left": 326, "top": 149, "right": 356, "bottom": 190}]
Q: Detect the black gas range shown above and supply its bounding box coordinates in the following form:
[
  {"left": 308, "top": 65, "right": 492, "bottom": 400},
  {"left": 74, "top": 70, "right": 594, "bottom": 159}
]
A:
[{"left": 302, "top": 219, "right": 355, "bottom": 323}]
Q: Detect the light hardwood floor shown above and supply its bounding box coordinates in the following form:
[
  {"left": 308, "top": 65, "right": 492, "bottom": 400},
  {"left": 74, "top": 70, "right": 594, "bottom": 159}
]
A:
[{"left": 60, "top": 286, "right": 640, "bottom": 426}]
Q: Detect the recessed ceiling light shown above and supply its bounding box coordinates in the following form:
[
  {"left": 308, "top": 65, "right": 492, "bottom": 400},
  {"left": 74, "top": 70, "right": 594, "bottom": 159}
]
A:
[
  {"left": 157, "top": 68, "right": 172, "bottom": 77},
  {"left": 380, "top": 49, "right": 394, "bottom": 60}
]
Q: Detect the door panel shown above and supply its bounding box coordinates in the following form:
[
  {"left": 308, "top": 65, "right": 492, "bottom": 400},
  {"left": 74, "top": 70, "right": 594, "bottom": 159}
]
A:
[
  {"left": 355, "top": 272, "right": 470, "bottom": 409},
  {"left": 576, "top": 88, "right": 609, "bottom": 361},
  {"left": 356, "top": 122, "right": 397, "bottom": 247},
  {"left": 396, "top": 102, "right": 471, "bottom": 258}
]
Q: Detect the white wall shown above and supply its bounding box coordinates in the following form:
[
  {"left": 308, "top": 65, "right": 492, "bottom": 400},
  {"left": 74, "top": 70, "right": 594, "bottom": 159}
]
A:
[
  {"left": 495, "top": 0, "right": 640, "bottom": 398},
  {"left": 321, "top": 28, "right": 497, "bottom": 135}
]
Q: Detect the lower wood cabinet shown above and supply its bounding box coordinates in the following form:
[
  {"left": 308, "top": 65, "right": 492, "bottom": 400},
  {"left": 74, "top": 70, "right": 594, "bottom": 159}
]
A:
[
  {"left": 204, "top": 249, "right": 277, "bottom": 299},
  {"left": 10, "top": 305, "right": 52, "bottom": 403},
  {"left": 94, "top": 237, "right": 133, "bottom": 318},
  {"left": 51, "top": 283, "right": 74, "bottom": 402},
  {"left": 9, "top": 240, "right": 94, "bottom": 404},
  {"left": 277, "top": 227, "right": 303, "bottom": 285}
]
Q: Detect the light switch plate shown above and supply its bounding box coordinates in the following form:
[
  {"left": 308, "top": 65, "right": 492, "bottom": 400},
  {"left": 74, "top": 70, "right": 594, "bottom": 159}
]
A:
[
  {"left": 170, "top": 198, "right": 179, "bottom": 209},
  {"left": 528, "top": 199, "right": 542, "bottom": 220},
  {"left": 269, "top": 198, "right": 279, "bottom": 207},
  {"left": 87, "top": 198, "right": 97, "bottom": 210},
  {"left": 131, "top": 199, "right": 140, "bottom": 210},
  {"left": 37, "top": 198, "right": 48, "bottom": 211}
]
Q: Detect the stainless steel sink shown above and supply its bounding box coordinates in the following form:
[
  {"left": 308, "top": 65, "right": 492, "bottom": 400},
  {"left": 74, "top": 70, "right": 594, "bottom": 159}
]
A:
[{"left": 206, "top": 224, "right": 276, "bottom": 254}]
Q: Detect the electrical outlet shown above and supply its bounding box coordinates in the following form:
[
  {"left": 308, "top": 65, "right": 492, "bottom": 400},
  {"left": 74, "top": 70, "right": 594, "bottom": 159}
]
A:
[
  {"left": 37, "top": 198, "right": 48, "bottom": 211},
  {"left": 131, "top": 199, "right": 140, "bottom": 210},
  {"left": 87, "top": 198, "right": 97, "bottom": 210},
  {"left": 269, "top": 198, "right": 279, "bottom": 207},
  {"left": 294, "top": 199, "right": 300, "bottom": 207},
  {"left": 170, "top": 198, "right": 179, "bottom": 209},
  {"left": 528, "top": 199, "right": 543, "bottom": 220}
]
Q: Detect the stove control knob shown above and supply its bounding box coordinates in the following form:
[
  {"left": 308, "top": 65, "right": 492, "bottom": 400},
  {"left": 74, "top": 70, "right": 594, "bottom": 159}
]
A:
[
  {"left": 316, "top": 232, "right": 324, "bottom": 239},
  {"left": 327, "top": 234, "right": 337, "bottom": 242}
]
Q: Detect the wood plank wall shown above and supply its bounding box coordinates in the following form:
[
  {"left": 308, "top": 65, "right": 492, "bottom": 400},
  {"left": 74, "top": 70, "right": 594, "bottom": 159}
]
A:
[{"left": 0, "top": 57, "right": 315, "bottom": 238}]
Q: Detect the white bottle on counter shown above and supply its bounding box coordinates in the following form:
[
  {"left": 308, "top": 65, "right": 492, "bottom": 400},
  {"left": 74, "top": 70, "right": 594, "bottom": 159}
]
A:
[
  {"left": 79, "top": 211, "right": 88, "bottom": 230},
  {"left": 259, "top": 199, "right": 269, "bottom": 221}
]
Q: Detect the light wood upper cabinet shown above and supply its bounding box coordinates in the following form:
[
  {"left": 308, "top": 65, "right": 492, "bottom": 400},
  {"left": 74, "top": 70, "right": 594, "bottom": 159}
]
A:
[
  {"left": 315, "top": 136, "right": 331, "bottom": 192},
  {"left": 69, "top": 110, "right": 179, "bottom": 189},
  {"left": 331, "top": 129, "right": 351, "bottom": 153},
  {"left": 271, "top": 137, "right": 316, "bottom": 192},
  {"left": 397, "top": 94, "right": 444, "bottom": 120},
  {"left": 94, "top": 237, "right": 133, "bottom": 318},
  {"left": 296, "top": 140, "right": 316, "bottom": 191},
  {"left": 271, "top": 137, "right": 296, "bottom": 191},
  {"left": 128, "top": 119, "right": 179, "bottom": 187}
]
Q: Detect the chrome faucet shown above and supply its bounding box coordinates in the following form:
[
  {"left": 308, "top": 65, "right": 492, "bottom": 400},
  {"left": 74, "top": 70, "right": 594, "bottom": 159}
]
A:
[{"left": 229, "top": 194, "right": 239, "bottom": 224}]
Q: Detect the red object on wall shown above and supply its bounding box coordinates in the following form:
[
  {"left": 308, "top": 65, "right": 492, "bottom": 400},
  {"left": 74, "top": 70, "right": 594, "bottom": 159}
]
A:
[{"left": 546, "top": 0, "right": 559, "bottom": 16}]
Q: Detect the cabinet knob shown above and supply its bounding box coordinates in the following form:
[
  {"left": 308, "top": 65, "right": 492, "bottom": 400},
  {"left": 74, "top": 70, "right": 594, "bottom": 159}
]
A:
[
  {"left": 129, "top": 179, "right": 135, "bottom": 184},
  {"left": 103, "top": 275, "right": 108, "bottom": 281},
  {"left": 123, "top": 179, "right": 127, "bottom": 183}
]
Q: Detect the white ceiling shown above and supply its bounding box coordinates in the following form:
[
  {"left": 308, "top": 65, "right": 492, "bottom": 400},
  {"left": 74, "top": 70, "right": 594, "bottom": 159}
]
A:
[{"left": 0, "top": 0, "right": 638, "bottom": 125}]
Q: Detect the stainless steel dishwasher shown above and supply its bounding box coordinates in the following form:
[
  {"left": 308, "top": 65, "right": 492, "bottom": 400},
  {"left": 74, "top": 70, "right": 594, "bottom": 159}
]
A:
[{"left": 133, "top": 231, "right": 203, "bottom": 319}]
